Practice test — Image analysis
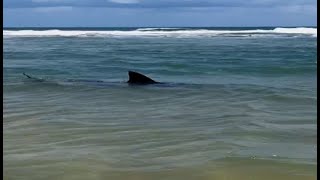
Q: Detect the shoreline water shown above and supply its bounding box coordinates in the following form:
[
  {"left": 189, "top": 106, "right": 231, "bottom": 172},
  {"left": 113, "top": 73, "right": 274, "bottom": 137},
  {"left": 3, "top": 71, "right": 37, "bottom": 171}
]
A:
[{"left": 4, "top": 27, "right": 317, "bottom": 179}]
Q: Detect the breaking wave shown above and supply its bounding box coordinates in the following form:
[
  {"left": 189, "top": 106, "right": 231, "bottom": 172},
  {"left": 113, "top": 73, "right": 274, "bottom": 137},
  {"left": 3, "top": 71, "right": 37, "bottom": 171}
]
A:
[
  {"left": 3, "top": 27, "right": 317, "bottom": 38},
  {"left": 136, "top": 27, "right": 190, "bottom": 31}
]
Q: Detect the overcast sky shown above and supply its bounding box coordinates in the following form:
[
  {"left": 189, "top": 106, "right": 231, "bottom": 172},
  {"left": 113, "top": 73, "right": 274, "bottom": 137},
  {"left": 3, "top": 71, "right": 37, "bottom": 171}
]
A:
[{"left": 3, "top": 0, "right": 317, "bottom": 27}]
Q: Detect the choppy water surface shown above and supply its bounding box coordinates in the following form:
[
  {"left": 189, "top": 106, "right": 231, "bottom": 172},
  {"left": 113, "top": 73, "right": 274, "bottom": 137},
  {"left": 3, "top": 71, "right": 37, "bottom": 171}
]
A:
[{"left": 3, "top": 27, "right": 317, "bottom": 180}]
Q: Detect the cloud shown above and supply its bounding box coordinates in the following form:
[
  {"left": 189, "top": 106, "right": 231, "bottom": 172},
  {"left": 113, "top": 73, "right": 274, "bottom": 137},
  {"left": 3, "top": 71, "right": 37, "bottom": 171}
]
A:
[
  {"left": 33, "top": 6, "right": 73, "bottom": 12},
  {"left": 279, "top": 4, "right": 317, "bottom": 15}
]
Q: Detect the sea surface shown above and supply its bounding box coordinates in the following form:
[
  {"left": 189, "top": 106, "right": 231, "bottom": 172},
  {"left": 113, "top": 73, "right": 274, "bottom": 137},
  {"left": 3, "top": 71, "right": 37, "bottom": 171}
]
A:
[{"left": 3, "top": 27, "right": 317, "bottom": 180}]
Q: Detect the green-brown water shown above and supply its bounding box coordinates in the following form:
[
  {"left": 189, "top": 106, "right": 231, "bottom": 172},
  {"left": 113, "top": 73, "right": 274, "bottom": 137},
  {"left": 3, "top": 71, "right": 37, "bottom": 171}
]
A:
[{"left": 4, "top": 27, "right": 317, "bottom": 179}]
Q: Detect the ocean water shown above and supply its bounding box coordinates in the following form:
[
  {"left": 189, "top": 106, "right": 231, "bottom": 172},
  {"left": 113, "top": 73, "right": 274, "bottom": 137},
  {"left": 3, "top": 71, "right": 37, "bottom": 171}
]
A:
[{"left": 3, "top": 27, "right": 317, "bottom": 180}]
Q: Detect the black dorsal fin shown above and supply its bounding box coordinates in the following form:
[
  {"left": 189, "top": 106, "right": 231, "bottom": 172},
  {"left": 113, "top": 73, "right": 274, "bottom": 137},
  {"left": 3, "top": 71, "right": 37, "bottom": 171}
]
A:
[{"left": 127, "top": 71, "right": 158, "bottom": 84}]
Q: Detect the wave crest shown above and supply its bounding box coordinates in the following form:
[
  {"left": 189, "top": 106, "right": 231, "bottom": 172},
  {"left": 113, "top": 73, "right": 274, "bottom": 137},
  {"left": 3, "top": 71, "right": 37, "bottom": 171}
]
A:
[
  {"left": 136, "top": 27, "right": 190, "bottom": 31},
  {"left": 3, "top": 27, "right": 317, "bottom": 38}
]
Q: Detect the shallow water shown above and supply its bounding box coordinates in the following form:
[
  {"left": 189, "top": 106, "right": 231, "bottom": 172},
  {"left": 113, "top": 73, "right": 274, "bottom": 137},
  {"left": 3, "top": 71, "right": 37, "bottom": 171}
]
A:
[{"left": 3, "top": 27, "right": 317, "bottom": 179}]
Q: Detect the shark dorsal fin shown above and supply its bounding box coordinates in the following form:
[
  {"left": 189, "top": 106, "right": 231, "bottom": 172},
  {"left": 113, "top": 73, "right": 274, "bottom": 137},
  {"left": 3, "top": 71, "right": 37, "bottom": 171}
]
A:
[{"left": 127, "top": 71, "right": 158, "bottom": 84}]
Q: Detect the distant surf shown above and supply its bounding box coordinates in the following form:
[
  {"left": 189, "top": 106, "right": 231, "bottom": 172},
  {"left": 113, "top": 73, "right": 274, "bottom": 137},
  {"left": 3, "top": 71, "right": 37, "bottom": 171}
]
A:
[{"left": 3, "top": 27, "right": 317, "bottom": 37}]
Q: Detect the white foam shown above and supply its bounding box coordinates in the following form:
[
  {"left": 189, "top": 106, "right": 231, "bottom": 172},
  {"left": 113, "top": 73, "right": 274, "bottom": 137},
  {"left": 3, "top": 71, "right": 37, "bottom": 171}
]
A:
[
  {"left": 136, "top": 27, "right": 189, "bottom": 31},
  {"left": 3, "top": 27, "right": 317, "bottom": 38},
  {"left": 273, "top": 27, "right": 317, "bottom": 35}
]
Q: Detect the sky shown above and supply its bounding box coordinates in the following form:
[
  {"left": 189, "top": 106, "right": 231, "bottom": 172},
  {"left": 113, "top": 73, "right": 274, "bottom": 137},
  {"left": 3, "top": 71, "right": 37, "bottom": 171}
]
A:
[{"left": 3, "top": 0, "right": 317, "bottom": 27}]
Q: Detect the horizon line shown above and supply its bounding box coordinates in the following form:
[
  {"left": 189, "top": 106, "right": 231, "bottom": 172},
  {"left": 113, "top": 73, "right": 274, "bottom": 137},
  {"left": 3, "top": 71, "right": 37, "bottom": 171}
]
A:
[{"left": 3, "top": 25, "right": 317, "bottom": 28}]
